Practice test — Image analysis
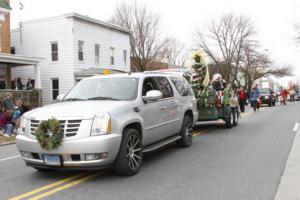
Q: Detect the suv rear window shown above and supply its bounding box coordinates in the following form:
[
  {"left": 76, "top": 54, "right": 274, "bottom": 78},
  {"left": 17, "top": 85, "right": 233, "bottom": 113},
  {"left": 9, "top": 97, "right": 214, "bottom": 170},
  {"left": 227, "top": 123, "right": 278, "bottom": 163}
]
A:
[{"left": 171, "top": 77, "right": 194, "bottom": 96}]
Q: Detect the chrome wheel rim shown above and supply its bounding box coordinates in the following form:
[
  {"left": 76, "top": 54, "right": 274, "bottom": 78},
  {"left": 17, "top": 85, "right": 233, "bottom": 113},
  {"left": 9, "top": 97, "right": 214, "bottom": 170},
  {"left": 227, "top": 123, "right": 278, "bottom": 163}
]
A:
[
  {"left": 185, "top": 117, "right": 193, "bottom": 144},
  {"left": 126, "top": 135, "right": 142, "bottom": 170}
]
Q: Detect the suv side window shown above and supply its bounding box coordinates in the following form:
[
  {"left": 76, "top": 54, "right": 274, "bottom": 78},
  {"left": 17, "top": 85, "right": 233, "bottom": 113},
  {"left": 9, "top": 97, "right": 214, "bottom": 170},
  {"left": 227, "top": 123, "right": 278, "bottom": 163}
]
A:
[
  {"left": 171, "top": 77, "right": 194, "bottom": 96},
  {"left": 142, "top": 77, "right": 157, "bottom": 96},
  {"left": 154, "top": 77, "right": 174, "bottom": 98}
]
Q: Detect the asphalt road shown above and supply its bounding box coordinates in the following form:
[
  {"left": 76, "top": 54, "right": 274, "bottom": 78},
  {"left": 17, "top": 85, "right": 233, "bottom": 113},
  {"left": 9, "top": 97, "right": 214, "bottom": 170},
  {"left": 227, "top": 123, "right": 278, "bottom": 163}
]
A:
[{"left": 1, "top": 102, "right": 299, "bottom": 200}]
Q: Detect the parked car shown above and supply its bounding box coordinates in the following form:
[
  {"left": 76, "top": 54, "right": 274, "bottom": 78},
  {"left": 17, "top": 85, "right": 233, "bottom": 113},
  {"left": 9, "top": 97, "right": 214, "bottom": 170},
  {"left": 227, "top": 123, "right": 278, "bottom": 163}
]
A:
[
  {"left": 259, "top": 88, "right": 276, "bottom": 106},
  {"left": 16, "top": 72, "right": 198, "bottom": 176},
  {"left": 295, "top": 90, "right": 300, "bottom": 101}
]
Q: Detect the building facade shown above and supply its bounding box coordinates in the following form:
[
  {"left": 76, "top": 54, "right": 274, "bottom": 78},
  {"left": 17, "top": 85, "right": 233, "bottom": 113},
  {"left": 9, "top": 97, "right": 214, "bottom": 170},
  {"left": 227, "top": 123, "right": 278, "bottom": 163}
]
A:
[{"left": 11, "top": 13, "right": 131, "bottom": 104}]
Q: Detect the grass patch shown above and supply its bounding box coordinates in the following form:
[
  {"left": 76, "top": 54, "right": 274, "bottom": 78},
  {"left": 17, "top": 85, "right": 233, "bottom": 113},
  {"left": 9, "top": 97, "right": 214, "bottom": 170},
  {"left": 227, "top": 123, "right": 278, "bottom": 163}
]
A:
[{"left": 0, "top": 135, "right": 16, "bottom": 144}]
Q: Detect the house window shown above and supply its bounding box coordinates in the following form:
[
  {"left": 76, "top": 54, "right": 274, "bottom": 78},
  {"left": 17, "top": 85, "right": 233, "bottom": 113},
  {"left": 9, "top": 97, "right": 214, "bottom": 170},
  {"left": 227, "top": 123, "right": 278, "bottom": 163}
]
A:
[
  {"left": 78, "top": 40, "right": 84, "bottom": 61},
  {"left": 11, "top": 47, "right": 15, "bottom": 54},
  {"left": 52, "top": 78, "right": 59, "bottom": 100},
  {"left": 110, "top": 47, "right": 114, "bottom": 65},
  {"left": 123, "top": 50, "right": 127, "bottom": 66},
  {"left": 51, "top": 42, "right": 58, "bottom": 61},
  {"left": 95, "top": 44, "right": 100, "bottom": 63}
]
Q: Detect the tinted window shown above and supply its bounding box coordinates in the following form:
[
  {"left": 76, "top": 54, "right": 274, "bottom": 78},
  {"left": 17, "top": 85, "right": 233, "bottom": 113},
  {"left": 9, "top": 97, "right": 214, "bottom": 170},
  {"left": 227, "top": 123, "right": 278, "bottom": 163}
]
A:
[
  {"left": 154, "top": 77, "right": 173, "bottom": 98},
  {"left": 171, "top": 77, "right": 194, "bottom": 96}
]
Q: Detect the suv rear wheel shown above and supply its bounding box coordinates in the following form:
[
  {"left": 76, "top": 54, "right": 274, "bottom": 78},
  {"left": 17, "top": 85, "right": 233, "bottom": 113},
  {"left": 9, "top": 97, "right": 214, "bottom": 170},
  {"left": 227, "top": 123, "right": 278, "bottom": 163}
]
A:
[
  {"left": 114, "top": 128, "right": 143, "bottom": 176},
  {"left": 177, "top": 115, "right": 193, "bottom": 147}
]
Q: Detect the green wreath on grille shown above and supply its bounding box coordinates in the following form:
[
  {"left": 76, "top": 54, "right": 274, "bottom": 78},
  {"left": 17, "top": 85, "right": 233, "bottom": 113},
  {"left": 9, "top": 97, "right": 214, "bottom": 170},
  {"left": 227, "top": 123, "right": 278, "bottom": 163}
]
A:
[{"left": 36, "top": 118, "right": 64, "bottom": 150}]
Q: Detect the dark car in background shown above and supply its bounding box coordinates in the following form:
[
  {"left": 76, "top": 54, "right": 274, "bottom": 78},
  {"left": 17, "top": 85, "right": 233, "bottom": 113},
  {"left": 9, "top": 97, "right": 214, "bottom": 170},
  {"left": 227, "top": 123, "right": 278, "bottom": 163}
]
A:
[
  {"left": 295, "top": 91, "right": 300, "bottom": 101},
  {"left": 259, "top": 88, "right": 276, "bottom": 106}
]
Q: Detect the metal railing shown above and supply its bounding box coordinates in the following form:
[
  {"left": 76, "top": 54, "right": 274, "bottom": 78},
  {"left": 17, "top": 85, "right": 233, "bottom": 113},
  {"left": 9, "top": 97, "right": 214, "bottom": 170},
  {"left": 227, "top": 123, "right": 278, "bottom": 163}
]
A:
[{"left": 0, "top": 89, "right": 42, "bottom": 108}]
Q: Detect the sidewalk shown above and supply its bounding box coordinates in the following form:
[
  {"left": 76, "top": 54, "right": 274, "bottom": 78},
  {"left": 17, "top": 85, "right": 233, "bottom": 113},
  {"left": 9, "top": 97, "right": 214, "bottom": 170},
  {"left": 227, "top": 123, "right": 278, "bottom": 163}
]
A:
[
  {"left": 0, "top": 135, "right": 16, "bottom": 146},
  {"left": 274, "top": 123, "right": 300, "bottom": 200}
]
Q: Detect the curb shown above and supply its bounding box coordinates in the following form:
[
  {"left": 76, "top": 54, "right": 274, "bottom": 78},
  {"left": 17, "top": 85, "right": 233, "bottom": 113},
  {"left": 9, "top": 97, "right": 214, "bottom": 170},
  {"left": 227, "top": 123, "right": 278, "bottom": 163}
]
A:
[{"left": 0, "top": 141, "right": 16, "bottom": 147}]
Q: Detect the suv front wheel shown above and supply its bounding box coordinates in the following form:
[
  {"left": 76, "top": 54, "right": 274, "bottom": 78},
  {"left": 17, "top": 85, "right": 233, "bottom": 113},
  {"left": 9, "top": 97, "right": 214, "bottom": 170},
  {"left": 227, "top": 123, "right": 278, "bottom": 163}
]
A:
[
  {"left": 177, "top": 115, "right": 193, "bottom": 148},
  {"left": 114, "top": 128, "right": 143, "bottom": 176}
]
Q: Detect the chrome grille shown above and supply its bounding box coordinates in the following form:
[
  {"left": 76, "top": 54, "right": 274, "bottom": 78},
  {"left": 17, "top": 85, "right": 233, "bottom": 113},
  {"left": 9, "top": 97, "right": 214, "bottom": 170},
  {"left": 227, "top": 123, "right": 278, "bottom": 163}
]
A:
[{"left": 30, "top": 119, "right": 82, "bottom": 137}]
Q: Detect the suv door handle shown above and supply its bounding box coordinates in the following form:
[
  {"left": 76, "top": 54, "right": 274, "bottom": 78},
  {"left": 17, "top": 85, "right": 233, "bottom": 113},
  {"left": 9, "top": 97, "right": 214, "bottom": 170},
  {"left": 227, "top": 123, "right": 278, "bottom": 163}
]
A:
[
  {"left": 160, "top": 107, "right": 166, "bottom": 111},
  {"left": 174, "top": 104, "right": 179, "bottom": 107}
]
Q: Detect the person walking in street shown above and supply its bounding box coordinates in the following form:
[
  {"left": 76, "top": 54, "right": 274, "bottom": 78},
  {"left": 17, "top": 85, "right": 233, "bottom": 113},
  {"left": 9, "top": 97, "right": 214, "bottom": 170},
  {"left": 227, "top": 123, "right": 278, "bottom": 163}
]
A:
[
  {"left": 280, "top": 87, "right": 288, "bottom": 105},
  {"left": 238, "top": 86, "right": 246, "bottom": 113},
  {"left": 250, "top": 84, "right": 260, "bottom": 112},
  {"left": 289, "top": 88, "right": 295, "bottom": 102}
]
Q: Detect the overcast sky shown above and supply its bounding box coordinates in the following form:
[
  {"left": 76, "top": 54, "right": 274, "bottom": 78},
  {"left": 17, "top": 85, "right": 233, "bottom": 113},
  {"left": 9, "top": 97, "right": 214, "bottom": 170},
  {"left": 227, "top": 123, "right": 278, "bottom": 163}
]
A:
[{"left": 9, "top": 0, "right": 300, "bottom": 85}]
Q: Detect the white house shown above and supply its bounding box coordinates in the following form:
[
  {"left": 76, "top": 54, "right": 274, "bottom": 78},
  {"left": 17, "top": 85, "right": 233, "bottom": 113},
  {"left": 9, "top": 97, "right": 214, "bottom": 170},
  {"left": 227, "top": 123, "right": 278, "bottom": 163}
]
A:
[{"left": 11, "top": 13, "right": 131, "bottom": 105}]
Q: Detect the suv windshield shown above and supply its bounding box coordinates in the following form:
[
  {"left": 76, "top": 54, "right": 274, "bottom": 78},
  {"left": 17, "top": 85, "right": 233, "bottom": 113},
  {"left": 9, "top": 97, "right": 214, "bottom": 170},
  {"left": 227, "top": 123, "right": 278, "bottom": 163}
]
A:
[{"left": 64, "top": 77, "right": 139, "bottom": 101}]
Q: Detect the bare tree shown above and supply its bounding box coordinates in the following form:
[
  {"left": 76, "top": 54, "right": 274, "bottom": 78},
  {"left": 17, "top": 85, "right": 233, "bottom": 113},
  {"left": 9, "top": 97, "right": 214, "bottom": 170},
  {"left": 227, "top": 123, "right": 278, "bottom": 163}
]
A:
[
  {"left": 240, "top": 46, "right": 292, "bottom": 90},
  {"left": 110, "top": 2, "right": 167, "bottom": 71},
  {"left": 194, "top": 14, "right": 256, "bottom": 83},
  {"left": 159, "top": 37, "right": 189, "bottom": 67}
]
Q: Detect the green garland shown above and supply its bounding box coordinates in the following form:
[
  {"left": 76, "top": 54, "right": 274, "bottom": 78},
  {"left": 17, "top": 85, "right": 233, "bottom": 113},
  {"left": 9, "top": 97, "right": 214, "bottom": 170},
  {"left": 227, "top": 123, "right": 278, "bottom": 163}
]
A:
[{"left": 36, "top": 118, "right": 64, "bottom": 150}]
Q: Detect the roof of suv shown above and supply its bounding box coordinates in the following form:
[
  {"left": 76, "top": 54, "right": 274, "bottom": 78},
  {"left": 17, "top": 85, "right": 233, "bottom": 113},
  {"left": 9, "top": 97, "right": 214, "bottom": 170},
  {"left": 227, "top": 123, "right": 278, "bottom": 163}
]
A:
[{"left": 85, "top": 71, "right": 183, "bottom": 80}]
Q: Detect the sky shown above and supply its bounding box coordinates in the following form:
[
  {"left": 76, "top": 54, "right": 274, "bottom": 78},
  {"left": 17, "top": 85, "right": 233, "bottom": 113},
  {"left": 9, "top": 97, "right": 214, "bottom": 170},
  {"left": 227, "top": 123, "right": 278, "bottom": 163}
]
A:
[{"left": 9, "top": 0, "right": 300, "bottom": 86}]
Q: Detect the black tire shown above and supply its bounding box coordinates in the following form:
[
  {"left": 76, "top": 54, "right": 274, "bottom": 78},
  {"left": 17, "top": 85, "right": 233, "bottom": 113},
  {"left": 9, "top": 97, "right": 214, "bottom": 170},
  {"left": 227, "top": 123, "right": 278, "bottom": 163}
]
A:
[
  {"left": 177, "top": 115, "right": 193, "bottom": 148},
  {"left": 225, "top": 108, "right": 233, "bottom": 128},
  {"left": 34, "top": 167, "right": 54, "bottom": 172},
  {"left": 114, "top": 128, "right": 143, "bottom": 176},
  {"left": 233, "top": 107, "right": 239, "bottom": 126}
]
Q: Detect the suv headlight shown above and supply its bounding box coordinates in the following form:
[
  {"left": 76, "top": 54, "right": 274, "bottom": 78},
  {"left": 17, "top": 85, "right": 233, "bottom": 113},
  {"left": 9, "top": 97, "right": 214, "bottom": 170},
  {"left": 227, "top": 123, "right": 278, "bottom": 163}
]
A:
[
  {"left": 20, "top": 116, "right": 26, "bottom": 135},
  {"left": 91, "top": 113, "right": 111, "bottom": 136}
]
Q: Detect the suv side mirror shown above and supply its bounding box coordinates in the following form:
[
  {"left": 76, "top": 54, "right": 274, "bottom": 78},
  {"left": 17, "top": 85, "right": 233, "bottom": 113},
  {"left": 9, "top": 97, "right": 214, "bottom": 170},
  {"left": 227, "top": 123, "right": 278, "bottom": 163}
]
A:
[
  {"left": 142, "top": 90, "right": 162, "bottom": 103},
  {"left": 56, "top": 94, "right": 65, "bottom": 101}
]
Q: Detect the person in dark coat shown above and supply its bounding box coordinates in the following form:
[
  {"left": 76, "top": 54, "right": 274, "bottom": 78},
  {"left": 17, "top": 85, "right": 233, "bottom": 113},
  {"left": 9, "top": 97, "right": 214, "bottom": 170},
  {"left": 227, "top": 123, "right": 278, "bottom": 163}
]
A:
[
  {"left": 26, "top": 78, "right": 34, "bottom": 90},
  {"left": 0, "top": 76, "right": 6, "bottom": 89},
  {"left": 16, "top": 77, "right": 24, "bottom": 90}
]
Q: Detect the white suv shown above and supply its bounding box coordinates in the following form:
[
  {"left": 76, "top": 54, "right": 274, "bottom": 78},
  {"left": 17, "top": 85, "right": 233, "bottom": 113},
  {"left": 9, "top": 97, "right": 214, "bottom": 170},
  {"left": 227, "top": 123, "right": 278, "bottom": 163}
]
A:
[{"left": 16, "top": 72, "right": 198, "bottom": 176}]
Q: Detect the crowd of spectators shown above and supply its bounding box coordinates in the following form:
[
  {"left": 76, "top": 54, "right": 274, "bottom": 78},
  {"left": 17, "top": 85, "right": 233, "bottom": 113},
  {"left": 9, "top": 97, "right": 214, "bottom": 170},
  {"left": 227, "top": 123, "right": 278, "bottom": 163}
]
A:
[{"left": 0, "top": 92, "right": 30, "bottom": 137}]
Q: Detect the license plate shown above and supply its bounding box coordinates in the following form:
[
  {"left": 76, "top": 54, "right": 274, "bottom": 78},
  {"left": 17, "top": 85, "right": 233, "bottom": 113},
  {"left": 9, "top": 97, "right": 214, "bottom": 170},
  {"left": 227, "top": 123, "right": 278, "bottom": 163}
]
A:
[{"left": 43, "top": 155, "right": 61, "bottom": 166}]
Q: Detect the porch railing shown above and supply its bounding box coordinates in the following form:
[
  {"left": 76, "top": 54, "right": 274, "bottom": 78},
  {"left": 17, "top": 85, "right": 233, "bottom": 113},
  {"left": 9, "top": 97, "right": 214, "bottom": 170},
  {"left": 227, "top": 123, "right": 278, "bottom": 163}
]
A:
[{"left": 0, "top": 89, "right": 42, "bottom": 108}]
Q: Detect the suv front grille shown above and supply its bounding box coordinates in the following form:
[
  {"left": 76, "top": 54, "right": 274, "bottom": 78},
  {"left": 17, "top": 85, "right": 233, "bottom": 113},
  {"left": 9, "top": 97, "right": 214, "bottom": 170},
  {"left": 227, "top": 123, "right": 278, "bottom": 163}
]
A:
[{"left": 30, "top": 119, "right": 82, "bottom": 137}]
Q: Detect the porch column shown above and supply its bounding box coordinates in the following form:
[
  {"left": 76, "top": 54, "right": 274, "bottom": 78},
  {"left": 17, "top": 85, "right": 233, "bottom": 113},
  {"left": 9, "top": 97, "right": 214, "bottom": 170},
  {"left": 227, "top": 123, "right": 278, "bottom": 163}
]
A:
[{"left": 34, "top": 64, "right": 41, "bottom": 89}]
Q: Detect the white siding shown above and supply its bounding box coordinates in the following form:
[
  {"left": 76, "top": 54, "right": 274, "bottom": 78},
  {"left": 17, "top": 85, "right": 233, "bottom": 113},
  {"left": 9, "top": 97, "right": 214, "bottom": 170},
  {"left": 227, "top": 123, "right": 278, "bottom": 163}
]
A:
[
  {"left": 72, "top": 19, "right": 130, "bottom": 72},
  {"left": 11, "top": 16, "right": 75, "bottom": 105},
  {"left": 10, "top": 14, "right": 131, "bottom": 105}
]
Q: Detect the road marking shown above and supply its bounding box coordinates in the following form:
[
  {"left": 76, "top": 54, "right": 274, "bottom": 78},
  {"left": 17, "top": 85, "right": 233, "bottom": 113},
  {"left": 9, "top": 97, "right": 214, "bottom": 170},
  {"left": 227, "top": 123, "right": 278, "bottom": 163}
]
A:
[
  {"left": 293, "top": 122, "right": 299, "bottom": 132},
  {"left": 0, "top": 155, "right": 21, "bottom": 162},
  {"left": 28, "top": 172, "right": 103, "bottom": 200},
  {"left": 193, "top": 129, "right": 210, "bottom": 137},
  {"left": 9, "top": 172, "right": 89, "bottom": 200}
]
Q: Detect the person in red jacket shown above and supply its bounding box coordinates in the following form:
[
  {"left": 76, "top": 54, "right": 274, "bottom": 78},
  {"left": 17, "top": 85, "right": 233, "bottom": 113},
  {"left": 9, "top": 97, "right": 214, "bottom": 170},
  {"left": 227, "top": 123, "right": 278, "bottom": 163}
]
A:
[
  {"left": 238, "top": 86, "right": 246, "bottom": 112},
  {"left": 280, "top": 87, "right": 288, "bottom": 105}
]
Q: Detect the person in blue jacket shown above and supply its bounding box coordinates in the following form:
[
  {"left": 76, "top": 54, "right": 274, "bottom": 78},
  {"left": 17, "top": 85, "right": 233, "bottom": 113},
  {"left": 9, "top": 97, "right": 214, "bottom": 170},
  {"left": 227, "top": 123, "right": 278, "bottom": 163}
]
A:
[{"left": 250, "top": 84, "right": 260, "bottom": 112}]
